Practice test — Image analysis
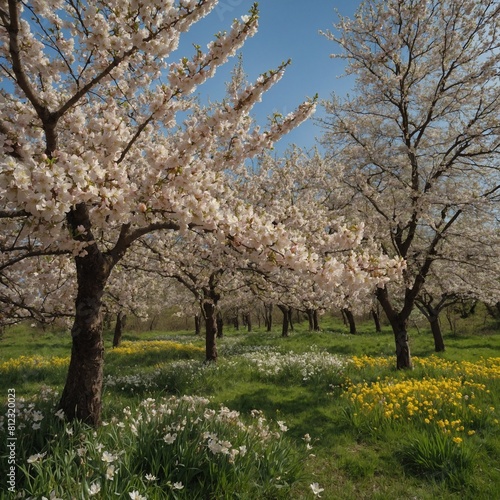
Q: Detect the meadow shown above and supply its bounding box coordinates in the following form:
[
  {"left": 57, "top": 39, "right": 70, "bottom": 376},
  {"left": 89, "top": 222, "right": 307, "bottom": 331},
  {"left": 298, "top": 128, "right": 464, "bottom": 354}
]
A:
[{"left": 1, "top": 313, "right": 499, "bottom": 499}]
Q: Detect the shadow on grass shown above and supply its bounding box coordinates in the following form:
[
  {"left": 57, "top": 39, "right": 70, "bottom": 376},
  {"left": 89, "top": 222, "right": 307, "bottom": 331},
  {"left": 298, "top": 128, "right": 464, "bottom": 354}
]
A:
[{"left": 223, "top": 385, "right": 349, "bottom": 447}]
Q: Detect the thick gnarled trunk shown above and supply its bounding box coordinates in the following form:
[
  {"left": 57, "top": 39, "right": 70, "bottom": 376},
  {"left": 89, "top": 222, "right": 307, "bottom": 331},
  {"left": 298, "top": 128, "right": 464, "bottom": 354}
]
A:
[
  {"left": 58, "top": 249, "right": 112, "bottom": 426},
  {"left": 58, "top": 203, "right": 120, "bottom": 426}
]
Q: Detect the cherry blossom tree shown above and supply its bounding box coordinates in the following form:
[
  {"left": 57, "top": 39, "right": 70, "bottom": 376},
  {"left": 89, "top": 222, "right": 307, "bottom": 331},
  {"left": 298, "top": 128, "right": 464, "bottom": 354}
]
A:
[
  {"left": 320, "top": 0, "right": 500, "bottom": 368},
  {"left": 1, "top": 0, "right": 405, "bottom": 426},
  {"left": 0, "top": 254, "right": 75, "bottom": 327},
  {"left": 240, "top": 146, "right": 398, "bottom": 328},
  {"left": 416, "top": 215, "right": 500, "bottom": 351},
  {"left": 0, "top": 0, "right": 319, "bottom": 425}
]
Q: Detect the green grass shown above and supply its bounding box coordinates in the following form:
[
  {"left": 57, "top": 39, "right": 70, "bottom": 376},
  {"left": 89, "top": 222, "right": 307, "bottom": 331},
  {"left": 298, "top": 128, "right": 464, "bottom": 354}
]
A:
[{"left": 1, "top": 315, "right": 499, "bottom": 499}]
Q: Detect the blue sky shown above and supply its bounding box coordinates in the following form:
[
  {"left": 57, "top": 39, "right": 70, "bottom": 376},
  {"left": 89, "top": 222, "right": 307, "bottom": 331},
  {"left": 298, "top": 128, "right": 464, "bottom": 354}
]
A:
[{"left": 176, "top": 1, "right": 362, "bottom": 153}]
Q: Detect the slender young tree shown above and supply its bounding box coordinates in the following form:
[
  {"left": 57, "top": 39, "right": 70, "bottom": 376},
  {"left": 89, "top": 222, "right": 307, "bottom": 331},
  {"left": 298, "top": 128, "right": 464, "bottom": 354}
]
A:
[{"left": 320, "top": 0, "right": 500, "bottom": 368}]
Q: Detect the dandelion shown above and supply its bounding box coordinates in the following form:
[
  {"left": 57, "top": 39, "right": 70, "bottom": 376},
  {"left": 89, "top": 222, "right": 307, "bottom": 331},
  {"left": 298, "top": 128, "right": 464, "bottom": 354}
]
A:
[
  {"left": 88, "top": 482, "right": 101, "bottom": 496},
  {"left": 310, "top": 482, "right": 324, "bottom": 497},
  {"left": 129, "top": 491, "right": 147, "bottom": 500}
]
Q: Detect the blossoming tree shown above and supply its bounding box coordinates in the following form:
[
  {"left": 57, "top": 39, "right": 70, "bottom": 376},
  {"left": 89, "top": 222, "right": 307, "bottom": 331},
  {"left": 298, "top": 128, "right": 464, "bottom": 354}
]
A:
[
  {"left": 0, "top": 0, "right": 318, "bottom": 425},
  {"left": 1, "top": 0, "right": 404, "bottom": 425},
  {"left": 320, "top": 0, "right": 500, "bottom": 368}
]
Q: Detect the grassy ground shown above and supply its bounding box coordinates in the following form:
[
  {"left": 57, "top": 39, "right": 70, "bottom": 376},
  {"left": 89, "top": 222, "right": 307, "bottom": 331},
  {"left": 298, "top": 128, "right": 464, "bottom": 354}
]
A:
[{"left": 1, "top": 314, "right": 499, "bottom": 499}]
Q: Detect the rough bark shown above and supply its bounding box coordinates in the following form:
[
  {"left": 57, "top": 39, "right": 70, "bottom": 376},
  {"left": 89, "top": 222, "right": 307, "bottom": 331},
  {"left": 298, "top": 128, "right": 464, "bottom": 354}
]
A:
[{"left": 58, "top": 223, "right": 113, "bottom": 425}]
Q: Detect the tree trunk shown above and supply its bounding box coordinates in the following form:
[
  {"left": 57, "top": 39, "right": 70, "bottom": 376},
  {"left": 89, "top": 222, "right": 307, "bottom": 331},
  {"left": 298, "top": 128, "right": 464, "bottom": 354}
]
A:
[
  {"left": 342, "top": 308, "right": 357, "bottom": 335},
  {"left": 233, "top": 311, "right": 240, "bottom": 330},
  {"left": 58, "top": 248, "right": 112, "bottom": 426},
  {"left": 313, "top": 309, "right": 320, "bottom": 331},
  {"left": 392, "top": 324, "right": 412, "bottom": 369},
  {"left": 429, "top": 314, "right": 445, "bottom": 352},
  {"left": 245, "top": 312, "right": 252, "bottom": 332},
  {"left": 376, "top": 288, "right": 412, "bottom": 369},
  {"left": 149, "top": 314, "right": 158, "bottom": 331},
  {"left": 288, "top": 308, "right": 294, "bottom": 332},
  {"left": 306, "top": 309, "right": 314, "bottom": 331},
  {"left": 278, "top": 304, "right": 291, "bottom": 337},
  {"left": 341, "top": 308, "right": 348, "bottom": 326},
  {"left": 203, "top": 301, "right": 218, "bottom": 362},
  {"left": 194, "top": 313, "right": 201, "bottom": 335},
  {"left": 112, "top": 311, "right": 126, "bottom": 348},
  {"left": 216, "top": 312, "right": 224, "bottom": 338},
  {"left": 264, "top": 303, "right": 273, "bottom": 332},
  {"left": 416, "top": 298, "right": 447, "bottom": 353},
  {"left": 371, "top": 307, "right": 381, "bottom": 332},
  {"left": 103, "top": 312, "right": 112, "bottom": 331}
]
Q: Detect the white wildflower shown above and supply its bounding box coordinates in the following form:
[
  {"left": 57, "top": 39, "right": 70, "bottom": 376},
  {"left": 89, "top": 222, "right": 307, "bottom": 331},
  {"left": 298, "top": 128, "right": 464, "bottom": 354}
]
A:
[
  {"left": 129, "top": 491, "right": 147, "bottom": 500},
  {"left": 105, "top": 464, "right": 116, "bottom": 480},
  {"left": 88, "top": 482, "right": 101, "bottom": 496},
  {"left": 310, "top": 482, "right": 324, "bottom": 497},
  {"left": 163, "top": 432, "right": 177, "bottom": 444},
  {"left": 101, "top": 451, "right": 117, "bottom": 462},
  {"left": 27, "top": 452, "right": 46, "bottom": 463}
]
